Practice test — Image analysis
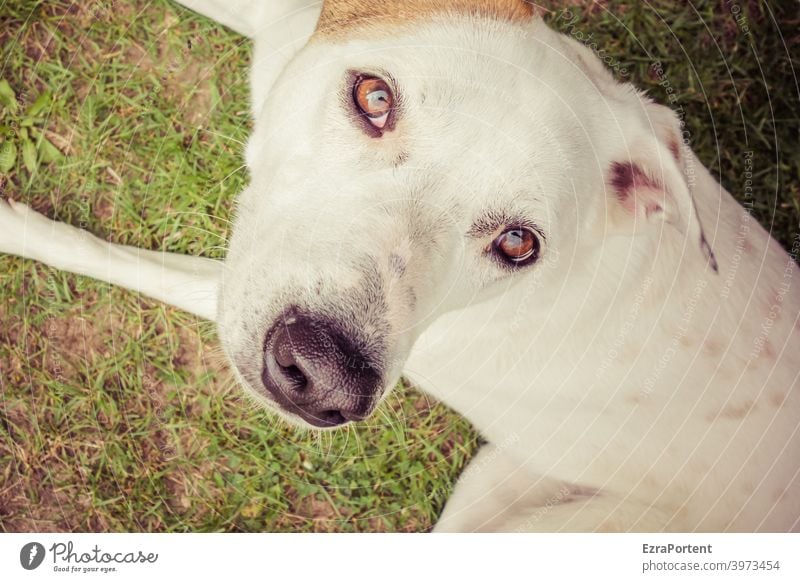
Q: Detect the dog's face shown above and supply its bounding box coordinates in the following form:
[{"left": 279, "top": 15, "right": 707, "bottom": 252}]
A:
[{"left": 217, "top": 17, "right": 707, "bottom": 428}]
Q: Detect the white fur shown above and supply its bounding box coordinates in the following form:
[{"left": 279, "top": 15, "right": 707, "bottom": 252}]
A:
[{"left": 1, "top": 0, "right": 797, "bottom": 532}]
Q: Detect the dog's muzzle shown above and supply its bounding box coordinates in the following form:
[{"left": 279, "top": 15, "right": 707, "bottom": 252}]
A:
[{"left": 262, "top": 310, "right": 383, "bottom": 428}]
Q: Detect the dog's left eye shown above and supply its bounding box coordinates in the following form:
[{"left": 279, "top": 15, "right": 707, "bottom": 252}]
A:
[
  {"left": 492, "top": 227, "right": 541, "bottom": 267},
  {"left": 353, "top": 76, "right": 394, "bottom": 129}
]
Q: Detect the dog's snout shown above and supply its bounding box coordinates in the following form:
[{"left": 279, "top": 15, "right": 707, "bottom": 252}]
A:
[{"left": 262, "top": 311, "right": 382, "bottom": 428}]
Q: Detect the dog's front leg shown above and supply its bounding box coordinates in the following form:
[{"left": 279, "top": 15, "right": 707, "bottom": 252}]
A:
[
  {"left": 434, "top": 443, "right": 572, "bottom": 532},
  {"left": 435, "top": 443, "right": 676, "bottom": 532},
  {"left": 0, "top": 199, "right": 221, "bottom": 321}
]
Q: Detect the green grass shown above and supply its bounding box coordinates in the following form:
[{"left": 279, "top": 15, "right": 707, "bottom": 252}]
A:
[{"left": 0, "top": 0, "right": 797, "bottom": 532}]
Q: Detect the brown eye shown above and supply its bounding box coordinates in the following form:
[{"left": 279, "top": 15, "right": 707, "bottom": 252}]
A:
[
  {"left": 493, "top": 227, "right": 540, "bottom": 266},
  {"left": 353, "top": 76, "right": 394, "bottom": 129}
]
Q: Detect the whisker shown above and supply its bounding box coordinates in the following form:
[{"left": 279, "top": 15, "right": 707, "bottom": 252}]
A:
[
  {"left": 330, "top": 426, "right": 350, "bottom": 466},
  {"left": 381, "top": 395, "right": 407, "bottom": 444},
  {"left": 351, "top": 425, "right": 365, "bottom": 458},
  {"left": 377, "top": 406, "right": 401, "bottom": 443},
  {"left": 221, "top": 164, "right": 248, "bottom": 184}
]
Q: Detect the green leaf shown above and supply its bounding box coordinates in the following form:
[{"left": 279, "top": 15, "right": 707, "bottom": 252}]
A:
[
  {"left": 22, "top": 138, "right": 37, "bottom": 173},
  {"left": 209, "top": 79, "right": 221, "bottom": 109},
  {"left": 39, "top": 138, "right": 62, "bottom": 164},
  {"left": 0, "top": 80, "right": 17, "bottom": 112},
  {"left": 213, "top": 472, "right": 224, "bottom": 488},
  {"left": 0, "top": 140, "right": 16, "bottom": 173},
  {"left": 27, "top": 90, "right": 51, "bottom": 117}
]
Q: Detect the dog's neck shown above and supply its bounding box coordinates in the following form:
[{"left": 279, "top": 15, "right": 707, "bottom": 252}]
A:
[{"left": 315, "top": 0, "right": 536, "bottom": 35}]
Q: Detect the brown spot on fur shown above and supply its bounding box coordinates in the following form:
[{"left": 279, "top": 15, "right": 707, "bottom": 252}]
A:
[
  {"left": 773, "top": 484, "right": 793, "bottom": 504},
  {"left": 679, "top": 334, "right": 692, "bottom": 347},
  {"left": 315, "top": 0, "right": 536, "bottom": 36},
  {"left": 626, "top": 393, "right": 643, "bottom": 405},
  {"left": 701, "top": 338, "right": 722, "bottom": 356},
  {"left": 563, "top": 484, "right": 601, "bottom": 500},
  {"left": 717, "top": 367, "right": 734, "bottom": 381},
  {"left": 643, "top": 474, "right": 659, "bottom": 489},
  {"left": 769, "top": 390, "right": 788, "bottom": 408},
  {"left": 767, "top": 288, "right": 782, "bottom": 321},
  {"left": 718, "top": 400, "right": 758, "bottom": 421},
  {"left": 762, "top": 339, "right": 776, "bottom": 359}
]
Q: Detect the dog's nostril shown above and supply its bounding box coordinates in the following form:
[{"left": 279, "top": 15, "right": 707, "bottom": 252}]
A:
[
  {"left": 317, "top": 410, "right": 347, "bottom": 427},
  {"left": 274, "top": 337, "right": 296, "bottom": 368},
  {"left": 262, "top": 310, "right": 382, "bottom": 428},
  {"left": 280, "top": 363, "right": 307, "bottom": 391}
]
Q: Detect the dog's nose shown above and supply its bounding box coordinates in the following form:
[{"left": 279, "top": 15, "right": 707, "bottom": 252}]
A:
[{"left": 262, "top": 311, "right": 382, "bottom": 428}]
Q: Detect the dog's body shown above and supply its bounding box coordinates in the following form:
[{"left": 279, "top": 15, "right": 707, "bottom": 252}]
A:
[{"left": 1, "top": 0, "right": 798, "bottom": 532}]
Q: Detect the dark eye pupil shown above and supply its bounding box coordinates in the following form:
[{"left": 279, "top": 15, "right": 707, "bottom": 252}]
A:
[
  {"left": 354, "top": 77, "right": 394, "bottom": 121},
  {"left": 364, "top": 90, "right": 390, "bottom": 118},
  {"left": 494, "top": 227, "right": 539, "bottom": 266},
  {"left": 503, "top": 230, "right": 529, "bottom": 255},
  {"left": 368, "top": 91, "right": 388, "bottom": 107},
  {"left": 506, "top": 230, "right": 524, "bottom": 247}
]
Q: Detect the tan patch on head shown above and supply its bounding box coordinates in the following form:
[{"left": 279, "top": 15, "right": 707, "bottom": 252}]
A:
[{"left": 315, "top": 0, "right": 537, "bottom": 36}]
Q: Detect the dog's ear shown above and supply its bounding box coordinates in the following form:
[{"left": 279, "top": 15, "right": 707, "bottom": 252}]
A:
[{"left": 605, "top": 102, "right": 718, "bottom": 273}]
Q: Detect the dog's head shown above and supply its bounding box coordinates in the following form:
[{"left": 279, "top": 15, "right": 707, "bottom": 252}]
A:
[{"left": 218, "top": 3, "right": 715, "bottom": 428}]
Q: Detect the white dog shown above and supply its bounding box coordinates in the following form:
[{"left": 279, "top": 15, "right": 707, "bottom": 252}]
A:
[{"left": 1, "top": 0, "right": 798, "bottom": 532}]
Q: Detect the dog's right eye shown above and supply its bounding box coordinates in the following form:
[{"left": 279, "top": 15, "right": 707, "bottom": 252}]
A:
[
  {"left": 353, "top": 76, "right": 395, "bottom": 130},
  {"left": 492, "top": 227, "right": 541, "bottom": 267}
]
